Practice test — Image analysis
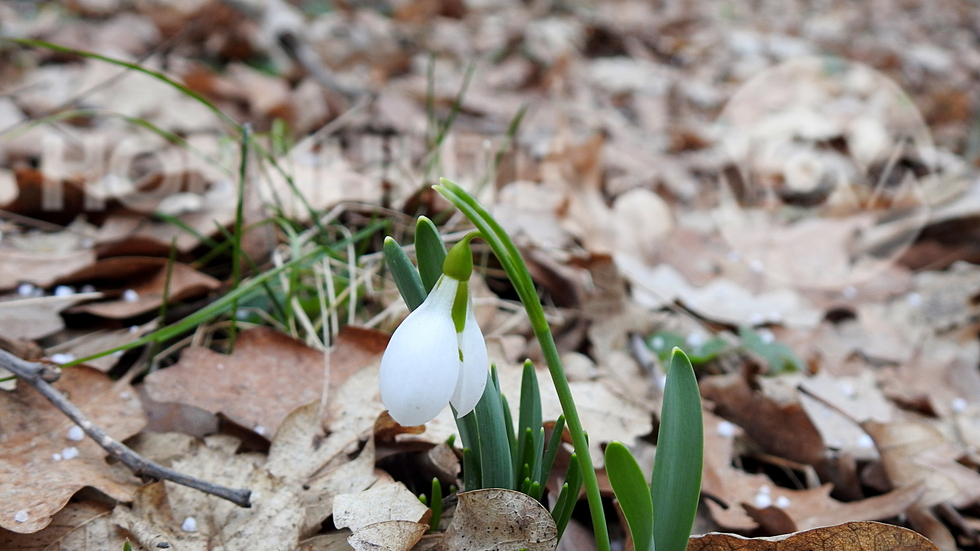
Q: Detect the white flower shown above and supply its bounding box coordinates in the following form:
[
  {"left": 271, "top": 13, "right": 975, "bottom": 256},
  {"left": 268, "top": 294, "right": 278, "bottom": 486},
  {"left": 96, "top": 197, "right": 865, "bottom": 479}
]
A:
[{"left": 379, "top": 275, "right": 489, "bottom": 426}]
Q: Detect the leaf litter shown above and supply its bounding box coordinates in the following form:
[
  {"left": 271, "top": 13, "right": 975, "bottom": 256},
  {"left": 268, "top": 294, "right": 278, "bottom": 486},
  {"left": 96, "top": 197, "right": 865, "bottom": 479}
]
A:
[{"left": 2, "top": 0, "right": 980, "bottom": 550}]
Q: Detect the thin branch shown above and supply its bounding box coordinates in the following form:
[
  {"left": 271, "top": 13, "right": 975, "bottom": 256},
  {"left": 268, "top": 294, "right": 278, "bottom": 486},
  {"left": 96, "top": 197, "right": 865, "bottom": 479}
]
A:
[{"left": 0, "top": 348, "right": 252, "bottom": 508}]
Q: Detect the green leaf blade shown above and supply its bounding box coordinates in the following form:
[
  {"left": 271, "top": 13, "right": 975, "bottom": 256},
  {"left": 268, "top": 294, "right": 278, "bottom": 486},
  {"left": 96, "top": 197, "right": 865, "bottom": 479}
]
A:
[
  {"left": 651, "top": 348, "right": 703, "bottom": 551},
  {"left": 415, "top": 216, "right": 447, "bottom": 293},
  {"left": 383, "top": 236, "right": 426, "bottom": 311},
  {"left": 605, "top": 441, "right": 654, "bottom": 551}
]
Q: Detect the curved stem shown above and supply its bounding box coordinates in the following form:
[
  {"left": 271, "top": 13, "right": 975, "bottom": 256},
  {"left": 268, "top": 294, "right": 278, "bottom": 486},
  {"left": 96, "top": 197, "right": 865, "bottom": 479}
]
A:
[{"left": 435, "top": 179, "right": 610, "bottom": 551}]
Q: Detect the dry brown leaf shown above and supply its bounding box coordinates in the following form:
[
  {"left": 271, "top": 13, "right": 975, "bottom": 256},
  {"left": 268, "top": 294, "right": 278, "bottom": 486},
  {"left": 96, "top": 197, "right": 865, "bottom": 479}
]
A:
[
  {"left": 0, "top": 366, "right": 145, "bottom": 533},
  {"left": 0, "top": 248, "right": 96, "bottom": 291},
  {"left": 701, "top": 411, "right": 922, "bottom": 533},
  {"left": 347, "top": 520, "right": 428, "bottom": 551},
  {"left": 265, "top": 401, "right": 380, "bottom": 535},
  {"left": 0, "top": 293, "right": 102, "bottom": 341},
  {"left": 144, "top": 326, "right": 327, "bottom": 434},
  {"left": 443, "top": 488, "right": 558, "bottom": 551},
  {"left": 61, "top": 257, "right": 220, "bottom": 319},
  {"left": 687, "top": 521, "right": 939, "bottom": 551},
  {"left": 113, "top": 434, "right": 303, "bottom": 551},
  {"left": 864, "top": 420, "right": 980, "bottom": 508},
  {"left": 0, "top": 500, "right": 131, "bottom": 551},
  {"left": 333, "top": 482, "right": 431, "bottom": 532}
]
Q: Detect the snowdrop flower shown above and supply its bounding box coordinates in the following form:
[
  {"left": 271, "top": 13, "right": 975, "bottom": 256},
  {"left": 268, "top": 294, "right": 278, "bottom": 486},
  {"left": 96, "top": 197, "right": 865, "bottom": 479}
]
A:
[{"left": 380, "top": 237, "right": 489, "bottom": 426}]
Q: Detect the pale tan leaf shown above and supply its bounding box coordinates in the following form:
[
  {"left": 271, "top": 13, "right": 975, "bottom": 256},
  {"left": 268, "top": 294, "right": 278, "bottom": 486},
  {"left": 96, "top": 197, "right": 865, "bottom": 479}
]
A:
[
  {"left": 443, "top": 489, "right": 558, "bottom": 551},
  {"left": 687, "top": 521, "right": 938, "bottom": 551},
  {"left": 347, "top": 520, "right": 427, "bottom": 551},
  {"left": 333, "top": 482, "right": 430, "bottom": 532}
]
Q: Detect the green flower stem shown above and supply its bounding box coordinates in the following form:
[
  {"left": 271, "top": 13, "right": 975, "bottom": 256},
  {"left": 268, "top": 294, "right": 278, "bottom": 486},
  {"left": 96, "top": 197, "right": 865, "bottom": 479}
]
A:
[{"left": 434, "top": 179, "right": 610, "bottom": 551}]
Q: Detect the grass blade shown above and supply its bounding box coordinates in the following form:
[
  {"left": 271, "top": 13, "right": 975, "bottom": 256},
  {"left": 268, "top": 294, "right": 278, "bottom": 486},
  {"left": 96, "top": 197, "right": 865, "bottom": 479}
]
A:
[
  {"left": 605, "top": 441, "right": 654, "bottom": 551},
  {"left": 651, "top": 348, "right": 703, "bottom": 551}
]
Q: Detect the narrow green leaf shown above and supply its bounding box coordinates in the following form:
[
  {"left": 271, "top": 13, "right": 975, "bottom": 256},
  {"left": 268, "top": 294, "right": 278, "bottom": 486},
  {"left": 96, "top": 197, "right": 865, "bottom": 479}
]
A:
[
  {"left": 528, "top": 480, "right": 542, "bottom": 501},
  {"left": 384, "top": 237, "right": 426, "bottom": 311},
  {"left": 738, "top": 325, "right": 805, "bottom": 374},
  {"left": 651, "top": 349, "right": 703, "bottom": 551},
  {"left": 462, "top": 448, "right": 480, "bottom": 492},
  {"left": 605, "top": 441, "right": 654, "bottom": 551},
  {"left": 500, "top": 392, "right": 518, "bottom": 471},
  {"left": 472, "top": 369, "right": 515, "bottom": 490},
  {"left": 552, "top": 453, "right": 583, "bottom": 539},
  {"left": 516, "top": 360, "right": 543, "bottom": 483},
  {"left": 415, "top": 216, "right": 447, "bottom": 293},
  {"left": 429, "top": 478, "right": 443, "bottom": 532},
  {"left": 540, "top": 415, "right": 565, "bottom": 486}
]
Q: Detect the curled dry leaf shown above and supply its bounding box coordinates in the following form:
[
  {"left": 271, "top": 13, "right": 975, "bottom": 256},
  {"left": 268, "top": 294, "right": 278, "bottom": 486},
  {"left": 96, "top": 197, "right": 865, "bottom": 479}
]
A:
[
  {"left": 442, "top": 489, "right": 558, "bottom": 551},
  {"left": 0, "top": 366, "right": 146, "bottom": 533},
  {"left": 687, "top": 521, "right": 939, "bottom": 551}
]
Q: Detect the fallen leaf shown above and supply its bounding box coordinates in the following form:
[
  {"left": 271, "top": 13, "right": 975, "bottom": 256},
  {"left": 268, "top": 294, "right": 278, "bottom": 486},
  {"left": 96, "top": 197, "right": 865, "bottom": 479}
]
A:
[
  {"left": 114, "top": 432, "right": 304, "bottom": 551},
  {"left": 0, "top": 366, "right": 146, "bottom": 533},
  {"left": 0, "top": 293, "right": 102, "bottom": 341},
  {"left": 701, "top": 411, "right": 922, "bottom": 533},
  {"left": 61, "top": 257, "right": 221, "bottom": 319},
  {"left": 144, "top": 326, "right": 327, "bottom": 434},
  {"left": 0, "top": 248, "right": 96, "bottom": 291},
  {"left": 348, "top": 520, "right": 428, "bottom": 551},
  {"left": 687, "top": 521, "right": 939, "bottom": 551},
  {"left": 864, "top": 419, "right": 980, "bottom": 508},
  {"left": 333, "top": 482, "right": 431, "bottom": 532},
  {"left": 0, "top": 500, "right": 130, "bottom": 551},
  {"left": 443, "top": 488, "right": 558, "bottom": 551}
]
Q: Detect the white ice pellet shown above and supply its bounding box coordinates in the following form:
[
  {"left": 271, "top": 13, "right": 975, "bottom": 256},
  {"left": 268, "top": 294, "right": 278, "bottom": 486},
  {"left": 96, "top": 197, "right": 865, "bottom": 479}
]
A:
[
  {"left": 181, "top": 517, "right": 197, "bottom": 532},
  {"left": 686, "top": 333, "right": 704, "bottom": 347},
  {"left": 128, "top": 325, "right": 139, "bottom": 333},
  {"left": 119, "top": 391, "right": 132, "bottom": 400},
  {"left": 952, "top": 398, "right": 968, "bottom": 413},
  {"left": 775, "top": 496, "right": 790, "bottom": 509},
  {"left": 858, "top": 434, "right": 875, "bottom": 448},
  {"left": 61, "top": 447, "right": 79, "bottom": 460},
  {"left": 753, "top": 492, "right": 772, "bottom": 508},
  {"left": 838, "top": 381, "right": 856, "bottom": 397},
  {"left": 17, "top": 283, "right": 35, "bottom": 296},
  {"left": 842, "top": 286, "right": 857, "bottom": 299},
  {"left": 906, "top": 292, "right": 923, "bottom": 307},
  {"left": 52, "top": 453, "right": 62, "bottom": 461},
  {"left": 749, "top": 259, "right": 765, "bottom": 273},
  {"left": 254, "top": 425, "right": 267, "bottom": 436},
  {"left": 235, "top": 308, "right": 250, "bottom": 320},
  {"left": 50, "top": 353, "right": 75, "bottom": 365},
  {"left": 80, "top": 284, "right": 96, "bottom": 293},
  {"left": 758, "top": 329, "right": 775, "bottom": 344},
  {"left": 651, "top": 336, "right": 665, "bottom": 350},
  {"left": 54, "top": 285, "right": 75, "bottom": 297},
  {"left": 122, "top": 289, "right": 139, "bottom": 303},
  {"left": 717, "top": 420, "right": 736, "bottom": 438},
  {"left": 759, "top": 485, "right": 771, "bottom": 494},
  {"left": 67, "top": 426, "right": 84, "bottom": 441},
  {"left": 14, "top": 510, "right": 28, "bottom": 523},
  {"left": 749, "top": 312, "right": 766, "bottom": 326},
  {"left": 112, "top": 350, "right": 124, "bottom": 357}
]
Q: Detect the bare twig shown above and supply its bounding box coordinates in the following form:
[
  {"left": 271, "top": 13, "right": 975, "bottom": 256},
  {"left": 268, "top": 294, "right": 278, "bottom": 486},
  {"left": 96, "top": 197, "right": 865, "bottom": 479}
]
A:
[{"left": 0, "top": 348, "right": 252, "bottom": 508}]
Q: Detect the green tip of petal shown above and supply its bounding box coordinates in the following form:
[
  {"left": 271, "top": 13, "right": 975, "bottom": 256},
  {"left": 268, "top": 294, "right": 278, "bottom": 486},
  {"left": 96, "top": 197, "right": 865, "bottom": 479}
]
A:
[{"left": 443, "top": 235, "right": 477, "bottom": 281}]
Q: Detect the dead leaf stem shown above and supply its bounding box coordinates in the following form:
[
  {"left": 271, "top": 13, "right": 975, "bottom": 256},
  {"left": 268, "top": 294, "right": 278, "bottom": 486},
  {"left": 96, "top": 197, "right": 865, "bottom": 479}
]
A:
[{"left": 0, "top": 348, "right": 252, "bottom": 508}]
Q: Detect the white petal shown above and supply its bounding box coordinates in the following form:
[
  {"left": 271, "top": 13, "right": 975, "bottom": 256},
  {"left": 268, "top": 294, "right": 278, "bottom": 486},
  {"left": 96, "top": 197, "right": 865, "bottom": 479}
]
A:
[
  {"left": 380, "top": 277, "right": 460, "bottom": 426},
  {"left": 450, "top": 293, "right": 489, "bottom": 417}
]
